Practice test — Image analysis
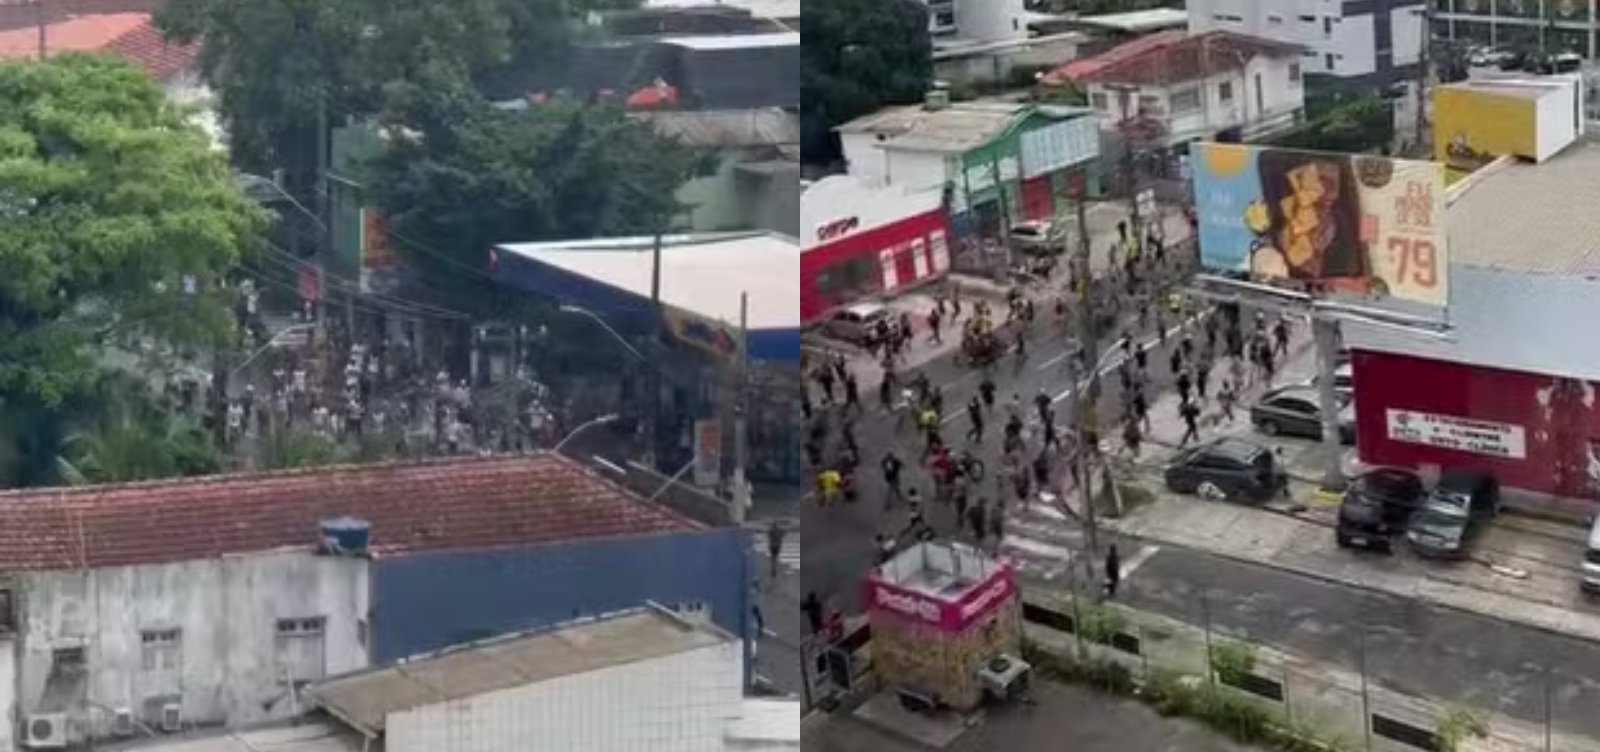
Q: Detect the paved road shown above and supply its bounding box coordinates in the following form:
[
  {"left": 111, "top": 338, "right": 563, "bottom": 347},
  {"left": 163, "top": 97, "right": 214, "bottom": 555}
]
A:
[
  {"left": 753, "top": 524, "right": 804, "bottom": 697},
  {"left": 800, "top": 249, "right": 1220, "bottom": 611},
  {"left": 1119, "top": 544, "right": 1600, "bottom": 740},
  {"left": 802, "top": 679, "right": 1263, "bottom": 752}
]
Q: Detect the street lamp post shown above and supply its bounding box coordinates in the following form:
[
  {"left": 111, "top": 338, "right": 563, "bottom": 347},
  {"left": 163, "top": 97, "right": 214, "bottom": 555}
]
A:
[
  {"left": 557, "top": 303, "right": 656, "bottom": 467},
  {"left": 552, "top": 413, "right": 620, "bottom": 452}
]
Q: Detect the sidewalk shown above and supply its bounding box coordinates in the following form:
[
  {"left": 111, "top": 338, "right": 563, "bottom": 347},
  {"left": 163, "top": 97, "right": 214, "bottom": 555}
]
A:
[{"left": 1105, "top": 464, "right": 1600, "bottom": 646}]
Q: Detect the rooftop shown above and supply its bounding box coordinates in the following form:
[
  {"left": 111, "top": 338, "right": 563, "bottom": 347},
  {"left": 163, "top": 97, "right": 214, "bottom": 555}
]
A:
[
  {"left": 0, "top": 452, "right": 699, "bottom": 573},
  {"left": 1043, "top": 30, "right": 1303, "bottom": 86},
  {"left": 657, "top": 31, "right": 797, "bottom": 50},
  {"left": 1448, "top": 135, "right": 1600, "bottom": 275},
  {"left": 98, "top": 723, "right": 360, "bottom": 752},
  {"left": 0, "top": 12, "right": 198, "bottom": 80},
  {"left": 1073, "top": 7, "right": 1190, "bottom": 34},
  {"left": 874, "top": 541, "right": 1005, "bottom": 603},
  {"left": 496, "top": 231, "right": 799, "bottom": 330},
  {"left": 836, "top": 101, "right": 1089, "bottom": 153},
  {"left": 308, "top": 606, "right": 736, "bottom": 735},
  {"left": 645, "top": 0, "right": 800, "bottom": 19},
  {"left": 636, "top": 107, "right": 799, "bottom": 148}
]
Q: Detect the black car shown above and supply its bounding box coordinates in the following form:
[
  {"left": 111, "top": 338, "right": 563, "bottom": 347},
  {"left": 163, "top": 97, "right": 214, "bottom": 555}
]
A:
[
  {"left": 1336, "top": 468, "right": 1426, "bottom": 552},
  {"left": 1250, "top": 386, "right": 1355, "bottom": 444},
  {"left": 1405, "top": 469, "right": 1500, "bottom": 558},
  {"left": 1163, "top": 438, "right": 1288, "bottom": 504}
]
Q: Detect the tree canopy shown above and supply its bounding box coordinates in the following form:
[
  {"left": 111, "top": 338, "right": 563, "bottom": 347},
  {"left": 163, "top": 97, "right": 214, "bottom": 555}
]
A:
[
  {"left": 0, "top": 54, "right": 266, "bottom": 485},
  {"left": 157, "top": 0, "right": 640, "bottom": 191},
  {"left": 801, "top": 0, "right": 933, "bottom": 142}
]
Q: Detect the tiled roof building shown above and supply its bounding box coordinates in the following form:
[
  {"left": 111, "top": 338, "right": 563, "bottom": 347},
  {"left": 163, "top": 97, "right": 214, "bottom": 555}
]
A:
[{"left": 0, "top": 12, "right": 197, "bottom": 81}]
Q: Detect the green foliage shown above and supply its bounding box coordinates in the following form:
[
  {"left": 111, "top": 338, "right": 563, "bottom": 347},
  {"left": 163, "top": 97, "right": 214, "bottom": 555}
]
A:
[
  {"left": 1209, "top": 640, "right": 1258, "bottom": 687},
  {"left": 59, "top": 412, "right": 222, "bottom": 485},
  {"left": 157, "top": 0, "right": 637, "bottom": 187},
  {"left": 1076, "top": 600, "right": 1129, "bottom": 645},
  {"left": 364, "top": 82, "right": 695, "bottom": 301},
  {"left": 260, "top": 428, "right": 344, "bottom": 471},
  {"left": 802, "top": 0, "right": 933, "bottom": 127},
  {"left": 1436, "top": 706, "right": 1488, "bottom": 752},
  {"left": 1269, "top": 94, "right": 1394, "bottom": 154}
]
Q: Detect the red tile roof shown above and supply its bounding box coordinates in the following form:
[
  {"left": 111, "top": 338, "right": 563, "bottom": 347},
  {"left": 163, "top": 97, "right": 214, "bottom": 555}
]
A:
[
  {"left": 0, "top": 12, "right": 198, "bottom": 81},
  {"left": 0, "top": 453, "right": 703, "bottom": 573},
  {"left": 1043, "top": 30, "right": 1303, "bottom": 87}
]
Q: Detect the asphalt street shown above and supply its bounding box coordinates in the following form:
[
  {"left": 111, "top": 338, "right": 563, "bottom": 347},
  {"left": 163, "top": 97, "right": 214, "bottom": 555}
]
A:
[
  {"left": 1120, "top": 545, "right": 1600, "bottom": 740},
  {"left": 753, "top": 525, "right": 804, "bottom": 698},
  {"left": 801, "top": 253, "right": 1218, "bottom": 612}
]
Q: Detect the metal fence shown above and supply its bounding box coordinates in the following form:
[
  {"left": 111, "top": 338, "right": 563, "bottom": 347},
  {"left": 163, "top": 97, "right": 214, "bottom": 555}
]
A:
[{"left": 1021, "top": 584, "right": 1599, "bottom": 752}]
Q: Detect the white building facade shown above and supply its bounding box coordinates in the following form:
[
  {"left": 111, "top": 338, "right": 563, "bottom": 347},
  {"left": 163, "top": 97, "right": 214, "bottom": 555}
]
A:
[
  {"left": 922, "top": 0, "right": 1029, "bottom": 43},
  {"left": 6, "top": 550, "right": 369, "bottom": 750},
  {"left": 1188, "top": 0, "right": 1427, "bottom": 88}
]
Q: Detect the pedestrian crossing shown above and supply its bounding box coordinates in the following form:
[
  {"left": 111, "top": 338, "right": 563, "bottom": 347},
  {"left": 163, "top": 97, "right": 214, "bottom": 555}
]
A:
[
  {"left": 754, "top": 531, "right": 801, "bottom": 572},
  {"left": 996, "top": 500, "right": 1161, "bottom": 586}
]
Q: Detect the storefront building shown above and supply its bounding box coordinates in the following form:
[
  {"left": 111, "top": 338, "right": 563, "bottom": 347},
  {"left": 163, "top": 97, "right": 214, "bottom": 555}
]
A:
[
  {"left": 1347, "top": 136, "right": 1600, "bottom": 501},
  {"left": 836, "top": 102, "right": 1102, "bottom": 245},
  {"left": 800, "top": 176, "right": 951, "bottom": 323}
]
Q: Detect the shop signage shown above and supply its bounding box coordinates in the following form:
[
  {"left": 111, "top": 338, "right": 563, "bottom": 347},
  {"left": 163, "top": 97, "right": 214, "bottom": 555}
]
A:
[
  {"left": 866, "top": 568, "right": 1015, "bottom": 632},
  {"left": 692, "top": 419, "right": 721, "bottom": 486},
  {"left": 1385, "top": 409, "right": 1527, "bottom": 459},
  {"left": 1020, "top": 116, "right": 1100, "bottom": 178},
  {"left": 963, "top": 155, "right": 1020, "bottom": 197},
  {"left": 815, "top": 216, "right": 860, "bottom": 243},
  {"left": 662, "top": 306, "right": 739, "bottom": 362}
]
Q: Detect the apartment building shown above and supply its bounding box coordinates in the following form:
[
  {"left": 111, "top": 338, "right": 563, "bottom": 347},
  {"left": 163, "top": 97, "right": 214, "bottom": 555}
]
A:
[
  {"left": 1433, "top": 0, "right": 1598, "bottom": 59},
  {"left": 1189, "top": 0, "right": 1429, "bottom": 89}
]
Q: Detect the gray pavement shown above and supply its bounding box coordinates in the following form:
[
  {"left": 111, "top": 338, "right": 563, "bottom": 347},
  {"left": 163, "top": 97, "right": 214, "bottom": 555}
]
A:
[
  {"left": 801, "top": 680, "right": 1264, "bottom": 752},
  {"left": 753, "top": 525, "right": 804, "bottom": 698}
]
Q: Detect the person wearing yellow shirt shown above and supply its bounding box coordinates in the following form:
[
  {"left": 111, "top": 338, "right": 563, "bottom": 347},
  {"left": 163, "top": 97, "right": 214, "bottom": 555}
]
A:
[{"left": 816, "top": 467, "right": 842, "bottom": 506}]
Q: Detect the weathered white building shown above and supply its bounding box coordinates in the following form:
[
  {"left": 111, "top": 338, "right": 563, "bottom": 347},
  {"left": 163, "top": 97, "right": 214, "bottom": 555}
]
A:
[
  {"left": 6, "top": 548, "right": 369, "bottom": 749},
  {"left": 1053, "top": 30, "right": 1307, "bottom": 146},
  {"left": 1187, "top": 0, "right": 1426, "bottom": 87},
  {"left": 308, "top": 606, "right": 755, "bottom": 752}
]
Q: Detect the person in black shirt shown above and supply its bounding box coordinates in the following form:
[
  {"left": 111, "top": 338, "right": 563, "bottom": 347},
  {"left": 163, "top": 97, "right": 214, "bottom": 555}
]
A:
[
  {"left": 979, "top": 377, "right": 997, "bottom": 410},
  {"left": 881, "top": 451, "right": 904, "bottom": 507},
  {"left": 802, "top": 592, "right": 824, "bottom": 635}
]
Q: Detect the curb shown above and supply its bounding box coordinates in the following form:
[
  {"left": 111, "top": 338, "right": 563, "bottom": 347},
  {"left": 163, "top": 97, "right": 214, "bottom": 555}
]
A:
[{"left": 1110, "top": 522, "right": 1600, "bottom": 649}]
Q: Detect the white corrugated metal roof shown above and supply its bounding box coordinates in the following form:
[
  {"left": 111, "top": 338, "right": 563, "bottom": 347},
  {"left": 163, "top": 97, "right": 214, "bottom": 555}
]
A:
[
  {"left": 497, "top": 231, "right": 799, "bottom": 329},
  {"left": 658, "top": 31, "right": 797, "bottom": 50},
  {"left": 1447, "top": 136, "right": 1600, "bottom": 275}
]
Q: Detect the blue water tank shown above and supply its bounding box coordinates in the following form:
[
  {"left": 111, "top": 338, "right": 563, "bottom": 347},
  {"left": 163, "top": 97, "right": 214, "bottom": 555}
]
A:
[{"left": 320, "top": 517, "right": 371, "bottom": 556}]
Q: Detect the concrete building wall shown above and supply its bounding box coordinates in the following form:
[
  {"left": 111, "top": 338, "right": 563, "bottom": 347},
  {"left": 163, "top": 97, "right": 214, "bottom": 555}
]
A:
[
  {"left": 952, "top": 0, "right": 1027, "bottom": 44},
  {"left": 16, "top": 551, "right": 369, "bottom": 745},
  {"left": 1086, "top": 55, "right": 1304, "bottom": 145},
  {"left": 385, "top": 641, "right": 744, "bottom": 752},
  {"left": 370, "top": 530, "right": 749, "bottom": 664}
]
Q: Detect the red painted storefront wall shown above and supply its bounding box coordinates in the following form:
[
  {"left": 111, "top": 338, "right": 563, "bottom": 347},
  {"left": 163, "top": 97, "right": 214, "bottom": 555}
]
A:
[
  {"left": 1352, "top": 350, "right": 1600, "bottom": 499},
  {"left": 801, "top": 210, "right": 950, "bottom": 324}
]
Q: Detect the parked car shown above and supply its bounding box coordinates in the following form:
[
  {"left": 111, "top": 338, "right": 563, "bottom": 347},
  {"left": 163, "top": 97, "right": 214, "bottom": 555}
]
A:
[
  {"left": 1250, "top": 385, "right": 1355, "bottom": 444},
  {"left": 1581, "top": 516, "right": 1600, "bottom": 594},
  {"left": 1163, "top": 437, "right": 1288, "bottom": 503},
  {"left": 1405, "top": 469, "right": 1500, "bottom": 558},
  {"left": 1009, "top": 220, "right": 1065, "bottom": 256},
  {"left": 1336, "top": 468, "right": 1426, "bottom": 552},
  {"left": 822, "top": 303, "right": 891, "bottom": 347},
  {"left": 1303, "top": 362, "right": 1354, "bottom": 397}
]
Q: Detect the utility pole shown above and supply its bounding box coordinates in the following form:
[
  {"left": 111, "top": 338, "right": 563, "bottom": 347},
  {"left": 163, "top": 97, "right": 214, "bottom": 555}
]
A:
[
  {"left": 1414, "top": 4, "right": 1431, "bottom": 153},
  {"left": 645, "top": 231, "right": 663, "bottom": 470},
  {"left": 314, "top": 98, "right": 329, "bottom": 344},
  {"left": 1071, "top": 190, "right": 1100, "bottom": 577},
  {"left": 34, "top": 0, "right": 44, "bottom": 59},
  {"left": 730, "top": 291, "right": 750, "bottom": 525},
  {"left": 1313, "top": 316, "right": 1346, "bottom": 491}
]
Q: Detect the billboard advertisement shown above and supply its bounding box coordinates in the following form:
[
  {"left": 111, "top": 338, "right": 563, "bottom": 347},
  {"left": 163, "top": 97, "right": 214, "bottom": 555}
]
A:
[
  {"left": 863, "top": 565, "right": 1015, "bottom": 633},
  {"left": 1433, "top": 86, "right": 1538, "bottom": 177},
  {"left": 1190, "top": 143, "right": 1448, "bottom": 306}
]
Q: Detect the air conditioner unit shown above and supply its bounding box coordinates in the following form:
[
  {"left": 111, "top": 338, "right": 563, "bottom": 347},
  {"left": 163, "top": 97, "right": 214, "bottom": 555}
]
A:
[
  {"left": 111, "top": 708, "right": 134, "bottom": 737},
  {"left": 22, "top": 713, "right": 66, "bottom": 749},
  {"left": 160, "top": 703, "right": 182, "bottom": 733}
]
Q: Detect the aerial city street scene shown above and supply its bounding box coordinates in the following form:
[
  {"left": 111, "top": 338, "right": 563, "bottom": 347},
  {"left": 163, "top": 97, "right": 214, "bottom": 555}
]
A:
[
  {"left": 0, "top": 0, "right": 802, "bottom": 750},
  {"left": 800, "top": 0, "right": 1600, "bottom": 751}
]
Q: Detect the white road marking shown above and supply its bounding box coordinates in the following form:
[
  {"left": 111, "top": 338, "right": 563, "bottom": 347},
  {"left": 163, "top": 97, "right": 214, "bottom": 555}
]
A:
[
  {"left": 1002, "top": 534, "right": 1077, "bottom": 563},
  {"left": 1120, "top": 544, "right": 1161, "bottom": 578},
  {"left": 1048, "top": 313, "right": 1201, "bottom": 406}
]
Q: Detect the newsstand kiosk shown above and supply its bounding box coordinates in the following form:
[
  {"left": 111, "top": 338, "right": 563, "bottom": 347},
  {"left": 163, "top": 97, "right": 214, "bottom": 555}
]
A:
[{"left": 864, "top": 541, "right": 1027, "bottom": 712}]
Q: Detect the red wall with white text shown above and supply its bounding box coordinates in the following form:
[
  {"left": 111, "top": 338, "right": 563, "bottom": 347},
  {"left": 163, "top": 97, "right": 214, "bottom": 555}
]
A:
[
  {"left": 801, "top": 210, "right": 950, "bottom": 324},
  {"left": 1352, "top": 350, "right": 1600, "bottom": 500}
]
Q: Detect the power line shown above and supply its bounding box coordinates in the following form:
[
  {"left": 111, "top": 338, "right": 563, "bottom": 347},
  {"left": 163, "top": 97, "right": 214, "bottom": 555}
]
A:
[
  {"left": 250, "top": 250, "right": 470, "bottom": 322},
  {"left": 255, "top": 241, "right": 471, "bottom": 320},
  {"left": 237, "top": 265, "right": 467, "bottom": 325}
]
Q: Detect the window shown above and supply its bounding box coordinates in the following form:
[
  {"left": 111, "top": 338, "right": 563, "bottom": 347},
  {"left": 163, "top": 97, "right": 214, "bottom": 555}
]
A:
[
  {"left": 1218, "top": 81, "right": 1234, "bottom": 103},
  {"left": 1323, "top": 17, "right": 1333, "bottom": 35},
  {"left": 140, "top": 629, "right": 181, "bottom": 672},
  {"left": 1137, "top": 94, "right": 1162, "bottom": 114},
  {"left": 1170, "top": 88, "right": 1201, "bottom": 113},
  {"left": 1268, "top": 14, "right": 1283, "bottom": 24},
  {"left": 1298, "top": 14, "right": 1316, "bottom": 22},
  {"left": 934, "top": 10, "right": 954, "bottom": 27},
  {"left": 1325, "top": 53, "right": 1336, "bottom": 70},
  {"left": 275, "top": 617, "right": 326, "bottom": 684},
  {"left": 52, "top": 647, "right": 86, "bottom": 671},
  {"left": 1090, "top": 92, "right": 1109, "bottom": 110},
  {"left": 0, "top": 588, "right": 14, "bottom": 633},
  {"left": 1289, "top": 63, "right": 1302, "bottom": 83}
]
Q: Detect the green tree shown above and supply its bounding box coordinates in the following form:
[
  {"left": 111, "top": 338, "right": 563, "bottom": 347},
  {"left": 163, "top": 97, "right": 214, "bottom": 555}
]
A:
[
  {"left": 0, "top": 55, "right": 266, "bottom": 486},
  {"left": 802, "top": 0, "right": 933, "bottom": 129},
  {"left": 58, "top": 411, "right": 222, "bottom": 485},
  {"left": 260, "top": 427, "right": 344, "bottom": 471},
  {"left": 157, "top": 0, "right": 640, "bottom": 192},
  {"left": 365, "top": 79, "right": 696, "bottom": 298}
]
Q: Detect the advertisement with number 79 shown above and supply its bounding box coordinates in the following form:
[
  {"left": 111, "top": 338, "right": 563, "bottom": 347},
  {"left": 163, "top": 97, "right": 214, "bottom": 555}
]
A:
[{"left": 1189, "top": 142, "right": 1449, "bottom": 306}]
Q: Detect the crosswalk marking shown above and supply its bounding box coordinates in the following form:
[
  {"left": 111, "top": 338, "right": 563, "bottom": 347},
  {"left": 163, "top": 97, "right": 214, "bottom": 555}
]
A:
[
  {"left": 995, "top": 502, "right": 1160, "bottom": 585},
  {"left": 755, "top": 533, "right": 801, "bottom": 571}
]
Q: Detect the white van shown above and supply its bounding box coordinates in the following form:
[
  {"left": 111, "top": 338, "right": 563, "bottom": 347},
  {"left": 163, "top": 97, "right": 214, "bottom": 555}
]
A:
[{"left": 1582, "top": 517, "right": 1600, "bottom": 593}]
